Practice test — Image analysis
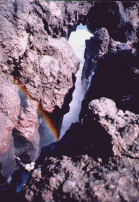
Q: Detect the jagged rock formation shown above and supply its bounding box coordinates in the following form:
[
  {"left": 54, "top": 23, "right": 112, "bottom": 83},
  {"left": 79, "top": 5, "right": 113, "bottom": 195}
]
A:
[
  {"left": 0, "top": 74, "right": 40, "bottom": 178},
  {"left": 81, "top": 2, "right": 139, "bottom": 116},
  {"left": 21, "top": 156, "right": 139, "bottom": 202},
  {"left": 82, "top": 28, "right": 110, "bottom": 93},
  {"left": 87, "top": 1, "right": 139, "bottom": 43},
  {"left": 81, "top": 49, "right": 139, "bottom": 117},
  {"left": 38, "top": 98, "right": 139, "bottom": 162},
  {"left": 1, "top": 1, "right": 139, "bottom": 202},
  {"left": 0, "top": 0, "right": 88, "bottom": 179},
  {"left": 21, "top": 98, "right": 139, "bottom": 201}
]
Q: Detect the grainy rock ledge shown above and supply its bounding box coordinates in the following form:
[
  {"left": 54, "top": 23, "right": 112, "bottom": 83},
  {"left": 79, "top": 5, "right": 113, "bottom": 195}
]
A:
[{"left": 22, "top": 98, "right": 139, "bottom": 202}]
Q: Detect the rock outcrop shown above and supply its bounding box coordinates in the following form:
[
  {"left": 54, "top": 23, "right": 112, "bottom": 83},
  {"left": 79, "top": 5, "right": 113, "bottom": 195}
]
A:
[
  {"left": 21, "top": 98, "right": 139, "bottom": 202},
  {"left": 21, "top": 156, "right": 139, "bottom": 202},
  {"left": 0, "top": 74, "right": 40, "bottom": 178},
  {"left": 0, "top": 0, "right": 87, "bottom": 179},
  {"left": 81, "top": 2, "right": 139, "bottom": 113},
  {"left": 1, "top": 1, "right": 139, "bottom": 202},
  {"left": 81, "top": 49, "right": 139, "bottom": 118},
  {"left": 87, "top": 1, "right": 139, "bottom": 43}
]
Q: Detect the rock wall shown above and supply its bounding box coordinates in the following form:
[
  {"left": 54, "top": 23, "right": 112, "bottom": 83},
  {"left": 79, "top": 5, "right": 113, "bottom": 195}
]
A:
[
  {"left": 21, "top": 97, "right": 139, "bottom": 202},
  {"left": 1, "top": 1, "right": 139, "bottom": 202},
  {"left": 81, "top": 1, "right": 139, "bottom": 117},
  {"left": 0, "top": 0, "right": 91, "bottom": 178}
]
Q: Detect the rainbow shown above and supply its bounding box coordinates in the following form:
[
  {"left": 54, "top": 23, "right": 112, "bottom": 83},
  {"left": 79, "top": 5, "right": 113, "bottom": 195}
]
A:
[{"left": 13, "top": 78, "right": 59, "bottom": 141}]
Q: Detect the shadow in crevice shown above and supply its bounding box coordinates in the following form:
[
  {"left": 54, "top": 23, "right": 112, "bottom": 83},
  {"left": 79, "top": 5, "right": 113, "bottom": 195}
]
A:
[
  {"left": 47, "top": 73, "right": 76, "bottom": 138},
  {"left": 38, "top": 113, "right": 113, "bottom": 165},
  {"left": 12, "top": 128, "right": 39, "bottom": 163},
  {"left": 17, "top": 90, "right": 28, "bottom": 110}
]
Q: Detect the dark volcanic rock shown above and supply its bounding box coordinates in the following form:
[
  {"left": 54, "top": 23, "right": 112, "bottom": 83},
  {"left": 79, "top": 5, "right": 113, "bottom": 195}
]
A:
[
  {"left": 82, "top": 28, "right": 110, "bottom": 93},
  {"left": 0, "top": 0, "right": 80, "bottom": 113},
  {"left": 38, "top": 97, "right": 139, "bottom": 162},
  {"left": 81, "top": 2, "right": 139, "bottom": 118},
  {"left": 22, "top": 156, "right": 139, "bottom": 202},
  {"left": 81, "top": 1, "right": 139, "bottom": 98},
  {"left": 88, "top": 97, "right": 139, "bottom": 158},
  {"left": 1, "top": 1, "right": 139, "bottom": 201},
  {"left": 0, "top": 75, "right": 20, "bottom": 178},
  {"left": 22, "top": 98, "right": 139, "bottom": 202},
  {"left": 81, "top": 49, "right": 139, "bottom": 117},
  {"left": 87, "top": 1, "right": 139, "bottom": 43},
  {"left": 0, "top": 0, "right": 82, "bottom": 136}
]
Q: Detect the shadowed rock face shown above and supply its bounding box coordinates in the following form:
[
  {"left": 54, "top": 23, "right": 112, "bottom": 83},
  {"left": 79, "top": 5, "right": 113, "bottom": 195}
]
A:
[
  {"left": 81, "top": 1, "right": 139, "bottom": 117},
  {"left": 81, "top": 50, "right": 139, "bottom": 118},
  {"left": 82, "top": 28, "right": 110, "bottom": 93},
  {"left": 87, "top": 1, "right": 139, "bottom": 43},
  {"left": 38, "top": 98, "right": 139, "bottom": 162},
  {"left": 21, "top": 98, "right": 139, "bottom": 201},
  {"left": 81, "top": 1, "right": 139, "bottom": 100}
]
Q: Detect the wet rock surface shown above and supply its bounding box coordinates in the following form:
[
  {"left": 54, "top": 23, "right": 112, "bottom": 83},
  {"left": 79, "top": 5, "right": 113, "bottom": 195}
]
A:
[{"left": 0, "top": 74, "right": 40, "bottom": 178}]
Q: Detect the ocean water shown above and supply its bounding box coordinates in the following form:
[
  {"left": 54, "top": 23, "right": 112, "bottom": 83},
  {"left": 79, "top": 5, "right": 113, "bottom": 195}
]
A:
[{"left": 60, "top": 24, "right": 93, "bottom": 138}]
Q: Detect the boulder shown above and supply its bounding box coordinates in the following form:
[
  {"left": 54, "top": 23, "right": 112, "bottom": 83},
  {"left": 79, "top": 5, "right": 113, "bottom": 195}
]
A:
[
  {"left": 81, "top": 50, "right": 139, "bottom": 117},
  {"left": 22, "top": 98, "right": 139, "bottom": 202}
]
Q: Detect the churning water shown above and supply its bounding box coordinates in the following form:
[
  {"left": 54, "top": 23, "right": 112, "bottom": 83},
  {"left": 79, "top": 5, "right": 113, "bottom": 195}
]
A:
[{"left": 60, "top": 24, "right": 93, "bottom": 138}]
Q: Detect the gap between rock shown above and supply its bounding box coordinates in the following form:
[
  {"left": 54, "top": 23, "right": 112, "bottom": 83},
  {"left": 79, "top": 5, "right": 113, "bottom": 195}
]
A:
[{"left": 60, "top": 24, "right": 93, "bottom": 138}]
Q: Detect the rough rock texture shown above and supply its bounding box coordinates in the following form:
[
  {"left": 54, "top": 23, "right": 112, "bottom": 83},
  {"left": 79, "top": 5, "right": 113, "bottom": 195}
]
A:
[
  {"left": 82, "top": 28, "right": 110, "bottom": 93},
  {"left": 81, "top": 49, "right": 139, "bottom": 118},
  {"left": 21, "top": 156, "right": 139, "bottom": 202},
  {"left": 0, "top": 75, "right": 20, "bottom": 178},
  {"left": 81, "top": 3, "right": 139, "bottom": 116},
  {"left": 87, "top": 1, "right": 139, "bottom": 43},
  {"left": 21, "top": 98, "right": 139, "bottom": 202},
  {"left": 0, "top": 74, "right": 40, "bottom": 178},
  {"left": 0, "top": 0, "right": 85, "bottom": 178},
  {"left": 88, "top": 98, "right": 139, "bottom": 159},
  {"left": 38, "top": 97, "right": 139, "bottom": 162},
  {"left": 33, "top": 1, "right": 93, "bottom": 39},
  {"left": 82, "top": 1, "right": 139, "bottom": 98},
  {"left": 0, "top": 0, "right": 80, "bottom": 113},
  {"left": 1, "top": 1, "right": 139, "bottom": 201}
]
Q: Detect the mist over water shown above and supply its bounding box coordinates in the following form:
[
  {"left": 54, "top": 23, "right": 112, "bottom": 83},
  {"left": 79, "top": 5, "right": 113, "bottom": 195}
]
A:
[{"left": 60, "top": 24, "right": 93, "bottom": 138}]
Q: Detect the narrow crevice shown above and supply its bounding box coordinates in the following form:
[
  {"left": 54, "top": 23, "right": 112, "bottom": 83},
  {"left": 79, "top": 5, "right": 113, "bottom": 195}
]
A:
[{"left": 60, "top": 24, "right": 93, "bottom": 138}]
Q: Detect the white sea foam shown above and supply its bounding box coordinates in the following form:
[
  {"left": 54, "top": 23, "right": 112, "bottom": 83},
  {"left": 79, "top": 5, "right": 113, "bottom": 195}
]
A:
[{"left": 60, "top": 24, "right": 93, "bottom": 138}]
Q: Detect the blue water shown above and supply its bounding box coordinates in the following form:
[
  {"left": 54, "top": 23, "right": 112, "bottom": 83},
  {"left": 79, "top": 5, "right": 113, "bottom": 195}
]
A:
[{"left": 16, "top": 172, "right": 29, "bottom": 193}]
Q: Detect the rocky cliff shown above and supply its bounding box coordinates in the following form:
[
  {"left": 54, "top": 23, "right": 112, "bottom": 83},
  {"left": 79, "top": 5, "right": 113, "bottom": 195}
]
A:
[
  {"left": 0, "top": 0, "right": 85, "bottom": 179},
  {"left": 21, "top": 98, "right": 139, "bottom": 202},
  {"left": 0, "top": 1, "right": 139, "bottom": 202}
]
